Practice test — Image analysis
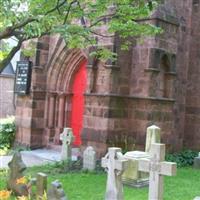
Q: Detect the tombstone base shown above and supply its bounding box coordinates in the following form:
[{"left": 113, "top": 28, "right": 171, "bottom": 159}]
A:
[
  {"left": 122, "top": 151, "right": 150, "bottom": 188},
  {"left": 193, "top": 157, "right": 200, "bottom": 169},
  {"left": 122, "top": 178, "right": 149, "bottom": 188}
]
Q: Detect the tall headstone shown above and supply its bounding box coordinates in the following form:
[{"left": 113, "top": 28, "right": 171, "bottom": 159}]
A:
[
  {"left": 83, "top": 146, "right": 96, "bottom": 171},
  {"left": 47, "top": 180, "right": 68, "bottom": 200},
  {"left": 139, "top": 143, "right": 177, "bottom": 200},
  {"left": 145, "top": 125, "right": 161, "bottom": 152},
  {"left": 7, "top": 152, "right": 29, "bottom": 196},
  {"left": 36, "top": 173, "right": 47, "bottom": 198},
  {"left": 60, "top": 128, "right": 74, "bottom": 160},
  {"left": 101, "top": 147, "right": 128, "bottom": 200}
]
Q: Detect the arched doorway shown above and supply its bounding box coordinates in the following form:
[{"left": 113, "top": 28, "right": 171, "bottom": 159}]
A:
[
  {"left": 44, "top": 46, "right": 87, "bottom": 147},
  {"left": 71, "top": 60, "right": 87, "bottom": 146}
]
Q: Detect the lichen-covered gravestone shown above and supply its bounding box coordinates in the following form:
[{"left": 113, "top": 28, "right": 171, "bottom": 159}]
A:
[
  {"left": 102, "top": 147, "right": 128, "bottom": 200},
  {"left": 7, "top": 152, "right": 29, "bottom": 196},
  {"left": 47, "top": 180, "right": 68, "bottom": 200},
  {"left": 139, "top": 143, "right": 177, "bottom": 200},
  {"left": 28, "top": 172, "right": 47, "bottom": 198},
  {"left": 36, "top": 173, "right": 47, "bottom": 198},
  {"left": 83, "top": 146, "right": 96, "bottom": 171},
  {"left": 60, "top": 128, "right": 74, "bottom": 160}
]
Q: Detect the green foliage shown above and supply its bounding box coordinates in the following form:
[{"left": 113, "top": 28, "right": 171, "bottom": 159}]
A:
[
  {"left": 0, "top": 0, "right": 161, "bottom": 68},
  {"left": 166, "top": 150, "right": 198, "bottom": 167},
  {"left": 21, "top": 41, "right": 37, "bottom": 57},
  {"left": 0, "top": 41, "right": 11, "bottom": 61},
  {"left": 90, "top": 47, "right": 117, "bottom": 61},
  {"left": 0, "top": 116, "right": 16, "bottom": 152}
]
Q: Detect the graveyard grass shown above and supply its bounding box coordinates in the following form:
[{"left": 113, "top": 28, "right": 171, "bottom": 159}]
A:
[{"left": 0, "top": 165, "right": 200, "bottom": 200}]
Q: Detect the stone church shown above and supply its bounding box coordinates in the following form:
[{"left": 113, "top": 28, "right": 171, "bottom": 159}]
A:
[{"left": 15, "top": 0, "right": 200, "bottom": 157}]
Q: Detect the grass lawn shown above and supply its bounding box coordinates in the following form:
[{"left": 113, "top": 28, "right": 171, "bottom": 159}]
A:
[{"left": 0, "top": 164, "right": 200, "bottom": 200}]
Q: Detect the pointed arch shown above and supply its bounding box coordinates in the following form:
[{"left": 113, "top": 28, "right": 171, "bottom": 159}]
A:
[{"left": 44, "top": 40, "right": 87, "bottom": 145}]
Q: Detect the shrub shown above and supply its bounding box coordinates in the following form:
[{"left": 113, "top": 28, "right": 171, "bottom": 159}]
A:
[
  {"left": 166, "top": 150, "right": 198, "bottom": 167},
  {"left": 0, "top": 116, "right": 16, "bottom": 150}
]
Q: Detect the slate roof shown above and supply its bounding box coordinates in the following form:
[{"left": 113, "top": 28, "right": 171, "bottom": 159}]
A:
[{"left": 0, "top": 62, "right": 15, "bottom": 76}]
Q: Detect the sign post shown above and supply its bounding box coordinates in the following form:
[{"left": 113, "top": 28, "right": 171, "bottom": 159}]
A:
[{"left": 14, "top": 61, "right": 32, "bottom": 95}]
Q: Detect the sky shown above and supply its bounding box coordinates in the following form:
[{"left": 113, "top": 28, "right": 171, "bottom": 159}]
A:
[{"left": 8, "top": 38, "right": 20, "bottom": 71}]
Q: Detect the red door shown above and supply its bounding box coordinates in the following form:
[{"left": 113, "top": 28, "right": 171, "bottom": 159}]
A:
[{"left": 71, "top": 60, "right": 87, "bottom": 146}]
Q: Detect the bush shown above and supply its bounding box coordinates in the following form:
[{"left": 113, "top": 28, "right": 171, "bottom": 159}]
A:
[
  {"left": 166, "top": 150, "right": 198, "bottom": 167},
  {"left": 0, "top": 116, "right": 16, "bottom": 150}
]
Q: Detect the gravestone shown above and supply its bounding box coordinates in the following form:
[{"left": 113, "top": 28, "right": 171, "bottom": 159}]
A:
[
  {"left": 60, "top": 128, "right": 74, "bottom": 160},
  {"left": 145, "top": 125, "right": 161, "bottom": 152},
  {"left": 83, "top": 146, "right": 96, "bottom": 171},
  {"left": 139, "top": 143, "right": 177, "bottom": 200},
  {"left": 36, "top": 173, "right": 47, "bottom": 198},
  {"left": 7, "top": 152, "right": 29, "bottom": 196},
  {"left": 193, "top": 152, "right": 200, "bottom": 169},
  {"left": 122, "top": 125, "right": 161, "bottom": 187},
  {"left": 47, "top": 180, "right": 68, "bottom": 200},
  {"left": 101, "top": 147, "right": 128, "bottom": 200},
  {"left": 122, "top": 151, "right": 150, "bottom": 187}
]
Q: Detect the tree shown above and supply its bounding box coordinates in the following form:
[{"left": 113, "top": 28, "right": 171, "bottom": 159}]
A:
[{"left": 0, "top": 0, "right": 160, "bottom": 72}]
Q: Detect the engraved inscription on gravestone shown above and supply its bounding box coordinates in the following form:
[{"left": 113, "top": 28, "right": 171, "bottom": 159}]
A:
[{"left": 14, "top": 61, "right": 32, "bottom": 95}]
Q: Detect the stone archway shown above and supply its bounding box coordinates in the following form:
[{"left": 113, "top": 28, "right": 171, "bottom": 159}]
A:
[{"left": 44, "top": 45, "right": 87, "bottom": 146}]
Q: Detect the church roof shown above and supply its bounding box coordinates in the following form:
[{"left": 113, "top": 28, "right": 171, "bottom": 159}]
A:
[{"left": 0, "top": 62, "right": 15, "bottom": 76}]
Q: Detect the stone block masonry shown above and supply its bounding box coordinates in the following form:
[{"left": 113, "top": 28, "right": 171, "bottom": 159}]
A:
[{"left": 14, "top": 1, "right": 200, "bottom": 156}]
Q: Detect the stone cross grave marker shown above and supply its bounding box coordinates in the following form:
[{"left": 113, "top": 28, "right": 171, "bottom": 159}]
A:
[
  {"left": 83, "top": 146, "right": 96, "bottom": 171},
  {"left": 101, "top": 147, "right": 128, "bottom": 200},
  {"left": 145, "top": 125, "right": 161, "bottom": 152},
  {"left": 36, "top": 172, "right": 47, "bottom": 198},
  {"left": 47, "top": 180, "right": 68, "bottom": 200},
  {"left": 139, "top": 143, "right": 177, "bottom": 200},
  {"left": 7, "top": 152, "right": 29, "bottom": 196},
  {"left": 60, "top": 127, "right": 74, "bottom": 160}
]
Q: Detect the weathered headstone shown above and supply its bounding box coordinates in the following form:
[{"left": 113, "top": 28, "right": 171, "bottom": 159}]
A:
[
  {"left": 122, "top": 151, "right": 150, "bottom": 187},
  {"left": 101, "top": 147, "right": 128, "bottom": 200},
  {"left": 139, "top": 143, "right": 177, "bottom": 200},
  {"left": 145, "top": 125, "right": 161, "bottom": 152},
  {"left": 83, "top": 146, "right": 96, "bottom": 171},
  {"left": 60, "top": 128, "right": 74, "bottom": 160},
  {"left": 7, "top": 152, "right": 29, "bottom": 196},
  {"left": 47, "top": 180, "right": 68, "bottom": 200},
  {"left": 36, "top": 173, "right": 47, "bottom": 198},
  {"left": 193, "top": 152, "right": 200, "bottom": 169}
]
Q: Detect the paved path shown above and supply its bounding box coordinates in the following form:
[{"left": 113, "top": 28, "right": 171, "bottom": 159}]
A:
[{"left": 0, "top": 148, "right": 80, "bottom": 169}]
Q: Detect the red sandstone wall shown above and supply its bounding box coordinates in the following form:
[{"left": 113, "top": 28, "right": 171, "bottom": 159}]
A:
[
  {"left": 15, "top": 1, "right": 200, "bottom": 155},
  {"left": 15, "top": 36, "right": 49, "bottom": 148},
  {"left": 184, "top": 1, "right": 200, "bottom": 150}
]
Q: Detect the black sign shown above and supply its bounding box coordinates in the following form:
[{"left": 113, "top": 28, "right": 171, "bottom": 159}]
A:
[{"left": 14, "top": 61, "right": 32, "bottom": 95}]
